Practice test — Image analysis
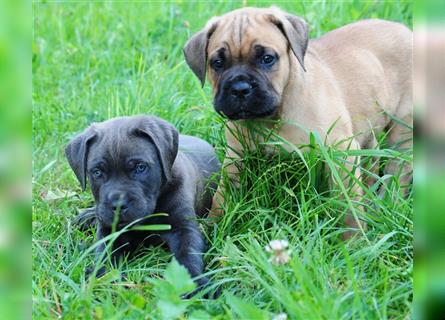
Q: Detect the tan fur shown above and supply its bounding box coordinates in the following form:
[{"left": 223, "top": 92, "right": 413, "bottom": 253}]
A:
[{"left": 194, "top": 7, "right": 413, "bottom": 235}]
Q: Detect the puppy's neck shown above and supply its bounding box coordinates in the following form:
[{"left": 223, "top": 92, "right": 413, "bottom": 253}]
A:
[
  {"left": 278, "top": 45, "right": 321, "bottom": 121},
  {"left": 277, "top": 53, "right": 307, "bottom": 117}
]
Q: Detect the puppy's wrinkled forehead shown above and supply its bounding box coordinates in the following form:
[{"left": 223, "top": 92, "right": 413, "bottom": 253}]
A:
[
  {"left": 88, "top": 119, "right": 155, "bottom": 167},
  {"left": 208, "top": 9, "right": 288, "bottom": 59}
]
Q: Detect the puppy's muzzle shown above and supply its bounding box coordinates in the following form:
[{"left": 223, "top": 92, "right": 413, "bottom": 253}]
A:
[
  {"left": 229, "top": 77, "right": 256, "bottom": 99},
  {"left": 107, "top": 191, "right": 130, "bottom": 214},
  {"left": 98, "top": 191, "right": 132, "bottom": 226},
  {"left": 215, "top": 69, "right": 277, "bottom": 120}
]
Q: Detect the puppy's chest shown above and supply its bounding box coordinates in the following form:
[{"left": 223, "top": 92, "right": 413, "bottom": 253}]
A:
[
  {"left": 237, "top": 122, "right": 309, "bottom": 156},
  {"left": 122, "top": 215, "right": 171, "bottom": 247}
]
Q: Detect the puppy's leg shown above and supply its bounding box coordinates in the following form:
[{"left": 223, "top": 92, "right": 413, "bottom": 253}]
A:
[
  {"left": 210, "top": 122, "right": 251, "bottom": 219},
  {"left": 161, "top": 218, "right": 207, "bottom": 286},
  {"left": 335, "top": 139, "right": 367, "bottom": 240},
  {"left": 161, "top": 219, "right": 218, "bottom": 298},
  {"left": 384, "top": 117, "right": 413, "bottom": 196},
  {"left": 362, "top": 136, "right": 380, "bottom": 190},
  {"left": 73, "top": 207, "right": 97, "bottom": 230},
  {"left": 210, "top": 149, "right": 241, "bottom": 218},
  {"left": 210, "top": 188, "right": 225, "bottom": 218}
]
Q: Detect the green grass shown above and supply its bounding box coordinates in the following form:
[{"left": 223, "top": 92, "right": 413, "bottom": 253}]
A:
[{"left": 32, "top": 1, "right": 413, "bottom": 319}]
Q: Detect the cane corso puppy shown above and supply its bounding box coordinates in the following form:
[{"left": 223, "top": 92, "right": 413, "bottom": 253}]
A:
[
  {"left": 183, "top": 6, "right": 413, "bottom": 238},
  {"left": 65, "top": 115, "right": 220, "bottom": 293}
]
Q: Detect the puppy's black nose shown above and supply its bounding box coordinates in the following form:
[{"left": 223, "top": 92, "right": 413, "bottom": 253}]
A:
[
  {"left": 107, "top": 192, "right": 129, "bottom": 213},
  {"left": 230, "top": 81, "right": 252, "bottom": 98}
]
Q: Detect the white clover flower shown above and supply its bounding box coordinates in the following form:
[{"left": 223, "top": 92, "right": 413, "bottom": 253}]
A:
[
  {"left": 265, "top": 239, "right": 291, "bottom": 265},
  {"left": 265, "top": 240, "right": 289, "bottom": 252},
  {"left": 272, "top": 312, "right": 288, "bottom": 320}
]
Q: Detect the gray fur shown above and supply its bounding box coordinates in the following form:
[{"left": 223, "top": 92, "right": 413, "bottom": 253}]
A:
[{"left": 66, "top": 115, "right": 220, "bottom": 296}]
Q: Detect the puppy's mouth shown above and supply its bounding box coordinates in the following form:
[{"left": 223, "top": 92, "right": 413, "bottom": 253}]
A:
[
  {"left": 114, "top": 216, "right": 144, "bottom": 229},
  {"left": 223, "top": 108, "right": 277, "bottom": 120},
  {"left": 117, "top": 221, "right": 130, "bottom": 228},
  {"left": 96, "top": 214, "right": 133, "bottom": 229}
]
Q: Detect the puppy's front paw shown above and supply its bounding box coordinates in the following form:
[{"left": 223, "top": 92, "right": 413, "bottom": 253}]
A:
[
  {"left": 183, "top": 277, "right": 221, "bottom": 299},
  {"left": 208, "top": 207, "right": 224, "bottom": 220},
  {"left": 85, "top": 266, "right": 106, "bottom": 279},
  {"left": 73, "top": 207, "right": 97, "bottom": 231},
  {"left": 199, "top": 277, "right": 222, "bottom": 299},
  {"left": 208, "top": 196, "right": 224, "bottom": 220},
  {"left": 343, "top": 214, "right": 367, "bottom": 240}
]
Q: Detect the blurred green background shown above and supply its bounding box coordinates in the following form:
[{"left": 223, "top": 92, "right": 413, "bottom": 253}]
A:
[
  {"left": 0, "top": 0, "right": 31, "bottom": 319},
  {"left": 413, "top": 1, "right": 445, "bottom": 319}
]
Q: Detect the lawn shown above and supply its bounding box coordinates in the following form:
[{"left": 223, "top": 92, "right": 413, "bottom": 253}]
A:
[{"left": 32, "top": 1, "right": 413, "bottom": 319}]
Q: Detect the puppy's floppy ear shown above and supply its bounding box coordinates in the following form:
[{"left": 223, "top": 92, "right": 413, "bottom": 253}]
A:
[
  {"left": 183, "top": 18, "right": 219, "bottom": 86},
  {"left": 65, "top": 127, "right": 97, "bottom": 191},
  {"left": 268, "top": 8, "right": 309, "bottom": 71},
  {"left": 135, "top": 116, "right": 179, "bottom": 182}
]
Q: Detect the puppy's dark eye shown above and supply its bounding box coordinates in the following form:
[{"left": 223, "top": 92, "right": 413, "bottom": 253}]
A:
[
  {"left": 211, "top": 59, "right": 224, "bottom": 71},
  {"left": 92, "top": 168, "right": 103, "bottom": 179},
  {"left": 134, "top": 162, "right": 147, "bottom": 174},
  {"left": 260, "top": 54, "right": 276, "bottom": 66}
]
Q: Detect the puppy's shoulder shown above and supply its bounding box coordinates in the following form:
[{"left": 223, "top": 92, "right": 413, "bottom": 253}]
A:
[
  {"left": 178, "top": 134, "right": 215, "bottom": 155},
  {"left": 177, "top": 134, "right": 220, "bottom": 178}
]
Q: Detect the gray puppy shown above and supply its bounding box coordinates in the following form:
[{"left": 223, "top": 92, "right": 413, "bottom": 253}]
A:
[{"left": 65, "top": 115, "right": 220, "bottom": 293}]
